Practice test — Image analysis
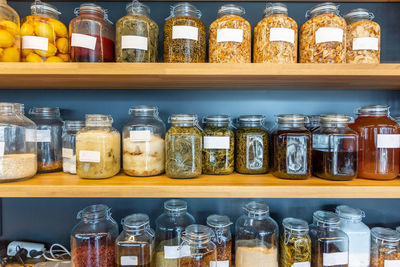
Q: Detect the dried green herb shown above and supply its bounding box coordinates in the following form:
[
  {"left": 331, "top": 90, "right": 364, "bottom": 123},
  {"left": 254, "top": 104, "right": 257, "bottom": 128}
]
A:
[{"left": 280, "top": 231, "right": 311, "bottom": 267}]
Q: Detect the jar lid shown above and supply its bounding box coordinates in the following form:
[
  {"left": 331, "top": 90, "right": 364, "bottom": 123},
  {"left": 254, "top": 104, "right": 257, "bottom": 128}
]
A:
[
  {"left": 0, "top": 103, "right": 17, "bottom": 112},
  {"left": 206, "top": 214, "right": 232, "bottom": 228},
  {"left": 77, "top": 204, "right": 111, "bottom": 220},
  {"left": 313, "top": 210, "right": 340, "bottom": 224},
  {"left": 183, "top": 224, "right": 214, "bottom": 241},
  {"left": 29, "top": 107, "right": 61, "bottom": 116},
  {"left": 169, "top": 114, "right": 198, "bottom": 123},
  {"left": 85, "top": 114, "right": 113, "bottom": 124},
  {"left": 129, "top": 105, "right": 158, "bottom": 115},
  {"left": 335, "top": 205, "right": 365, "bottom": 221},
  {"left": 320, "top": 114, "right": 353, "bottom": 124},
  {"left": 344, "top": 8, "right": 374, "bottom": 21},
  {"left": 371, "top": 227, "right": 400, "bottom": 242},
  {"left": 238, "top": 115, "right": 265, "bottom": 123},
  {"left": 14, "top": 103, "right": 24, "bottom": 113},
  {"left": 243, "top": 201, "right": 269, "bottom": 216},
  {"left": 122, "top": 213, "right": 150, "bottom": 229},
  {"left": 282, "top": 217, "right": 309, "bottom": 232},
  {"left": 356, "top": 104, "right": 389, "bottom": 116},
  {"left": 277, "top": 114, "right": 307, "bottom": 124},
  {"left": 218, "top": 4, "right": 245, "bottom": 17},
  {"left": 164, "top": 199, "right": 187, "bottom": 212},
  {"left": 264, "top": 3, "right": 288, "bottom": 16},
  {"left": 203, "top": 115, "right": 230, "bottom": 124},
  {"left": 31, "top": 0, "right": 61, "bottom": 16},
  {"left": 75, "top": 3, "right": 105, "bottom": 16},
  {"left": 169, "top": 2, "right": 201, "bottom": 19},
  {"left": 308, "top": 2, "right": 339, "bottom": 18},
  {"left": 126, "top": 0, "right": 150, "bottom": 16}
]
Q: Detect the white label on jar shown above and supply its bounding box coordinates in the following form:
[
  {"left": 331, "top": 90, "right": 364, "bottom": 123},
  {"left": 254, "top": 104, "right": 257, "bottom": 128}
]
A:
[
  {"left": 353, "top": 37, "right": 379, "bottom": 51},
  {"left": 172, "top": 26, "right": 199, "bottom": 41},
  {"left": 22, "top": 36, "right": 49, "bottom": 51},
  {"left": 210, "top": 260, "right": 229, "bottom": 267},
  {"left": 130, "top": 130, "right": 151, "bottom": 142},
  {"left": 269, "top": 28, "right": 295, "bottom": 44},
  {"left": 385, "top": 260, "right": 400, "bottom": 267},
  {"left": 164, "top": 245, "right": 191, "bottom": 259},
  {"left": 204, "top": 136, "right": 230, "bottom": 149},
  {"left": 25, "top": 129, "right": 36, "bottom": 142},
  {"left": 36, "top": 130, "right": 51, "bottom": 143},
  {"left": 217, "top": 28, "right": 243, "bottom": 43},
  {"left": 79, "top": 150, "right": 100, "bottom": 163},
  {"left": 349, "top": 253, "right": 370, "bottom": 267},
  {"left": 0, "top": 142, "right": 5, "bottom": 156},
  {"left": 121, "top": 256, "right": 138, "bottom": 266},
  {"left": 315, "top": 27, "right": 343, "bottom": 44},
  {"left": 377, "top": 134, "right": 400, "bottom": 148},
  {"left": 71, "top": 33, "right": 97, "bottom": 50},
  {"left": 121, "top": 35, "right": 148, "bottom": 50},
  {"left": 62, "top": 148, "right": 74, "bottom": 159},
  {"left": 292, "top": 262, "right": 311, "bottom": 267},
  {"left": 323, "top": 252, "right": 348, "bottom": 266}
]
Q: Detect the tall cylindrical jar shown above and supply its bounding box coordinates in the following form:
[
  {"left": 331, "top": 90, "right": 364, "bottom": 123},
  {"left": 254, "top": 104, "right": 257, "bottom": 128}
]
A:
[
  {"left": 62, "top": 120, "right": 85, "bottom": 174},
  {"left": 0, "top": 0, "right": 20, "bottom": 62},
  {"left": 371, "top": 227, "right": 400, "bottom": 267},
  {"left": 207, "top": 214, "right": 233, "bottom": 266}
]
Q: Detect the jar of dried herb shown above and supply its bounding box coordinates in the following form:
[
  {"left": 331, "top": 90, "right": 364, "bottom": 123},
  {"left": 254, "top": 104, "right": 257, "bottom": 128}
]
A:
[
  {"left": 207, "top": 214, "right": 233, "bottom": 267},
  {"left": 371, "top": 227, "right": 400, "bottom": 267}
]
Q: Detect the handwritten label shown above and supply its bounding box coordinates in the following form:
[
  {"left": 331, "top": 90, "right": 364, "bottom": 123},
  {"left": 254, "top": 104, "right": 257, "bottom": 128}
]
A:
[{"left": 71, "top": 33, "right": 97, "bottom": 50}]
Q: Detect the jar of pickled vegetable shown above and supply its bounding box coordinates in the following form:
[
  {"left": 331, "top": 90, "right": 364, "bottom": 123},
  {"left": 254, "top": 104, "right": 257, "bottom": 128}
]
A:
[
  {"left": 209, "top": 4, "right": 251, "bottom": 63},
  {"left": 22, "top": 0, "right": 69, "bottom": 63},
  {"left": 164, "top": 3, "right": 206, "bottom": 63},
  {"left": 0, "top": 0, "right": 20, "bottom": 62},
  {"left": 62, "top": 120, "right": 85, "bottom": 174},
  {"left": 207, "top": 214, "right": 233, "bottom": 267},
  {"left": 70, "top": 3, "right": 114, "bottom": 62},
  {"left": 116, "top": 0, "right": 158, "bottom": 63},
  {"left": 371, "top": 227, "right": 400, "bottom": 267},
  {"left": 254, "top": 3, "right": 298, "bottom": 64}
]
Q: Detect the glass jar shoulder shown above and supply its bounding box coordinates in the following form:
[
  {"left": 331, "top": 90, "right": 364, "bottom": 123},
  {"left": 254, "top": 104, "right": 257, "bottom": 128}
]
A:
[
  {"left": 165, "top": 16, "right": 205, "bottom": 29},
  {"left": 256, "top": 14, "right": 298, "bottom": 31},
  {"left": 117, "top": 14, "right": 158, "bottom": 32},
  {"left": 70, "top": 16, "right": 111, "bottom": 33},
  {"left": 203, "top": 125, "right": 233, "bottom": 136},
  {"left": 309, "top": 225, "right": 348, "bottom": 240},
  {"left": 116, "top": 230, "right": 153, "bottom": 244},
  {"left": 155, "top": 213, "right": 195, "bottom": 229},
  {"left": 166, "top": 125, "right": 202, "bottom": 136},
  {"left": 210, "top": 14, "right": 250, "bottom": 29},
  {"left": 272, "top": 128, "right": 311, "bottom": 137},
  {"left": 124, "top": 118, "right": 165, "bottom": 135},
  {"left": 236, "top": 215, "right": 279, "bottom": 234},
  {"left": 30, "top": 117, "right": 63, "bottom": 127},
  {"left": 0, "top": 4, "right": 19, "bottom": 23},
  {"left": 236, "top": 126, "right": 268, "bottom": 136},
  {"left": 77, "top": 127, "right": 120, "bottom": 143},
  {"left": 72, "top": 220, "right": 119, "bottom": 237},
  {"left": 313, "top": 126, "right": 358, "bottom": 136},
  {"left": 301, "top": 12, "right": 346, "bottom": 32},
  {"left": 348, "top": 19, "right": 380, "bottom": 35},
  {"left": 350, "top": 116, "right": 400, "bottom": 132}
]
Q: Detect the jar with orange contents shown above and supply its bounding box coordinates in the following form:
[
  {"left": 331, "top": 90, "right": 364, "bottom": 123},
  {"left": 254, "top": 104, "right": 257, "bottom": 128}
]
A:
[{"left": 0, "top": 0, "right": 20, "bottom": 62}]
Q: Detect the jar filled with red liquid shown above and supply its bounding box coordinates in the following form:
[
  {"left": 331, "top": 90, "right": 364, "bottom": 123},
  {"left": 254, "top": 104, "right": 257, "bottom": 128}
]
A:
[
  {"left": 69, "top": 3, "right": 114, "bottom": 62},
  {"left": 350, "top": 105, "right": 400, "bottom": 180}
]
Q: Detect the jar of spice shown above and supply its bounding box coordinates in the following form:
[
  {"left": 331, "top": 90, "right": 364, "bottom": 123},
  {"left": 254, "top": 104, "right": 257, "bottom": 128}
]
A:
[
  {"left": 371, "top": 227, "right": 400, "bottom": 267},
  {"left": 206, "top": 214, "right": 233, "bottom": 267},
  {"left": 0, "top": 0, "right": 20, "bottom": 62},
  {"left": 62, "top": 120, "right": 85, "bottom": 174}
]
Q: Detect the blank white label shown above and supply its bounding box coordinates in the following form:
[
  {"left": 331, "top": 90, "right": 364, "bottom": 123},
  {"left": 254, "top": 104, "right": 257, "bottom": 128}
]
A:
[
  {"left": 292, "top": 262, "right": 311, "bottom": 267},
  {"left": 204, "top": 136, "right": 230, "bottom": 149},
  {"left": 62, "top": 148, "right": 74, "bottom": 159},
  {"left": 71, "top": 33, "right": 97, "bottom": 50},
  {"left": 121, "top": 35, "right": 148, "bottom": 50},
  {"left": 164, "top": 245, "right": 191, "bottom": 259},
  {"left": 0, "top": 142, "right": 5, "bottom": 156},
  {"left": 36, "top": 130, "right": 51, "bottom": 142},
  {"left": 210, "top": 260, "right": 229, "bottom": 267},
  {"left": 353, "top": 37, "right": 379, "bottom": 51},
  {"left": 385, "top": 260, "right": 400, "bottom": 267},
  {"left": 22, "top": 36, "right": 48, "bottom": 50},
  {"left": 269, "top": 28, "right": 295, "bottom": 44},
  {"left": 217, "top": 28, "right": 243, "bottom": 43},
  {"left": 315, "top": 27, "right": 343, "bottom": 44},
  {"left": 323, "top": 252, "right": 348, "bottom": 266},
  {"left": 121, "top": 256, "right": 138, "bottom": 266},
  {"left": 377, "top": 134, "right": 400, "bottom": 148},
  {"left": 25, "top": 129, "right": 36, "bottom": 142},
  {"left": 79, "top": 150, "right": 100, "bottom": 163},
  {"left": 172, "top": 26, "right": 198, "bottom": 41},
  {"left": 130, "top": 130, "right": 151, "bottom": 142}
]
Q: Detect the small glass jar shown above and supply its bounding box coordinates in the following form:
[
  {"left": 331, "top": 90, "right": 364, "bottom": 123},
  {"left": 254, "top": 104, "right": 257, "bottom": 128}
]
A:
[
  {"left": 235, "top": 201, "right": 279, "bottom": 267},
  {"left": 116, "top": 213, "right": 155, "bottom": 267},
  {"left": 305, "top": 115, "right": 320, "bottom": 132},
  {"left": 0, "top": 0, "right": 20, "bottom": 62},
  {"left": 71, "top": 204, "right": 119, "bottom": 267},
  {"left": 62, "top": 120, "right": 85, "bottom": 174},
  {"left": 209, "top": 4, "right": 251, "bottom": 63},
  {"left": 123, "top": 105, "right": 165, "bottom": 177},
  {"left": 312, "top": 115, "right": 358, "bottom": 181},
  {"left": 29, "top": 107, "right": 63, "bottom": 173},
  {"left": 371, "top": 227, "right": 400, "bottom": 267},
  {"left": 116, "top": 1, "right": 158, "bottom": 63},
  {"left": 165, "top": 114, "right": 202, "bottom": 179},
  {"left": 202, "top": 115, "right": 234, "bottom": 175},
  {"left": 76, "top": 114, "right": 121, "bottom": 179},
  {"left": 271, "top": 114, "right": 312, "bottom": 180},
  {"left": 207, "top": 214, "right": 233, "bottom": 266},
  {"left": 235, "top": 115, "right": 269, "bottom": 174},
  {"left": 70, "top": 3, "right": 114, "bottom": 62},
  {"left": 164, "top": 3, "right": 206, "bottom": 63},
  {"left": 254, "top": 3, "right": 298, "bottom": 63}
]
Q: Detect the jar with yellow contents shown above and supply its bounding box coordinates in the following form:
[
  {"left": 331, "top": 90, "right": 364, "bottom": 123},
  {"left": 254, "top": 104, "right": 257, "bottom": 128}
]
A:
[
  {"left": 0, "top": 0, "right": 20, "bottom": 62},
  {"left": 21, "top": 0, "right": 69, "bottom": 63}
]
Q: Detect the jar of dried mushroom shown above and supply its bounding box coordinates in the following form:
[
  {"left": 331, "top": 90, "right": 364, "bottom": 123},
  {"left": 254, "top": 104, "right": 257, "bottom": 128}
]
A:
[
  {"left": 209, "top": 4, "right": 251, "bottom": 63},
  {"left": 344, "top": 9, "right": 380, "bottom": 64},
  {"left": 166, "top": 114, "right": 202, "bottom": 179},
  {"left": 371, "top": 227, "right": 400, "bottom": 267},
  {"left": 202, "top": 115, "right": 234, "bottom": 175},
  {"left": 62, "top": 120, "right": 85, "bottom": 174},
  {"left": 164, "top": 3, "right": 206, "bottom": 63},
  {"left": 116, "top": 1, "right": 158, "bottom": 63},
  {"left": 123, "top": 105, "right": 165, "bottom": 177},
  {"left": 76, "top": 114, "right": 121, "bottom": 179},
  {"left": 300, "top": 3, "right": 346, "bottom": 63},
  {"left": 207, "top": 214, "right": 233, "bottom": 267},
  {"left": 254, "top": 3, "right": 298, "bottom": 63}
]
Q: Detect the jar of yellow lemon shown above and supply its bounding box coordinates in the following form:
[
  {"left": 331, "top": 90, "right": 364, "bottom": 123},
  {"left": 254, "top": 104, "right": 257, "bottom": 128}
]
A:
[{"left": 0, "top": 0, "right": 20, "bottom": 62}]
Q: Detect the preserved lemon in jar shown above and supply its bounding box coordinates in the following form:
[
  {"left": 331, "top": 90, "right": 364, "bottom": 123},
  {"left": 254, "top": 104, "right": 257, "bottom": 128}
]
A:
[{"left": 0, "top": 0, "right": 20, "bottom": 62}]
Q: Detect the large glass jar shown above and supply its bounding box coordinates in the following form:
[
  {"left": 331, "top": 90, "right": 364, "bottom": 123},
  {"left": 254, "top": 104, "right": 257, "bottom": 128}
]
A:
[
  {"left": 299, "top": 3, "right": 346, "bottom": 63},
  {"left": 344, "top": 9, "right": 380, "bottom": 64},
  {"left": 70, "top": 3, "right": 114, "bottom": 62},
  {"left": 309, "top": 211, "right": 349, "bottom": 267},
  {"left": 312, "top": 115, "right": 358, "bottom": 181},
  {"left": 235, "top": 115, "right": 269, "bottom": 174},
  {"left": 202, "top": 115, "right": 234, "bottom": 175},
  {"left": 207, "top": 214, "right": 233, "bottom": 266},
  {"left": 165, "top": 114, "right": 202, "bottom": 179},
  {"left": 349, "top": 105, "right": 400, "bottom": 180},
  {"left": 62, "top": 120, "right": 85, "bottom": 174},
  {"left": 371, "top": 227, "right": 400, "bottom": 267},
  {"left": 0, "top": 0, "right": 20, "bottom": 62},
  {"left": 29, "top": 107, "right": 63, "bottom": 173},
  {"left": 76, "top": 114, "right": 121, "bottom": 179},
  {"left": 271, "top": 114, "right": 312, "bottom": 180},
  {"left": 164, "top": 3, "right": 206, "bottom": 63},
  {"left": 209, "top": 4, "right": 251, "bottom": 63},
  {"left": 155, "top": 199, "right": 195, "bottom": 267},
  {"left": 235, "top": 201, "right": 279, "bottom": 267},
  {"left": 71, "top": 204, "right": 119, "bottom": 267},
  {"left": 123, "top": 105, "right": 165, "bottom": 177},
  {"left": 116, "top": 1, "right": 158, "bottom": 63},
  {"left": 254, "top": 3, "right": 298, "bottom": 63},
  {"left": 21, "top": 0, "right": 69, "bottom": 63}
]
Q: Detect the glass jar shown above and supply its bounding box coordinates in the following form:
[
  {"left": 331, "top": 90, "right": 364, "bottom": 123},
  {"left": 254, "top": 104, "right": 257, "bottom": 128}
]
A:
[
  {"left": 336, "top": 205, "right": 370, "bottom": 267},
  {"left": 76, "top": 114, "right": 121, "bottom": 179},
  {"left": 300, "top": 3, "right": 346, "bottom": 63},
  {"left": 209, "top": 4, "right": 251, "bottom": 63},
  {"left": 235, "top": 201, "right": 279, "bottom": 267},
  {"left": 164, "top": 3, "right": 206, "bottom": 63},
  {"left": 312, "top": 115, "right": 358, "bottom": 181},
  {"left": 349, "top": 105, "right": 400, "bottom": 180},
  {"left": 309, "top": 211, "right": 349, "bottom": 267},
  {"left": 271, "top": 114, "right": 312, "bottom": 180},
  {"left": 0, "top": 0, "right": 20, "bottom": 62},
  {"left": 202, "top": 115, "right": 234, "bottom": 175},
  {"left": 165, "top": 114, "right": 202, "bottom": 179},
  {"left": 123, "top": 105, "right": 165, "bottom": 177},
  {"left": 280, "top": 218, "right": 311, "bottom": 267},
  {"left": 29, "top": 107, "right": 63, "bottom": 173},
  {"left": 235, "top": 115, "right": 269, "bottom": 174},
  {"left": 344, "top": 9, "right": 380, "bottom": 64},
  {"left": 155, "top": 199, "right": 195, "bottom": 267},
  {"left": 305, "top": 115, "right": 320, "bottom": 132},
  {"left": 371, "top": 227, "right": 400, "bottom": 267},
  {"left": 62, "top": 120, "right": 85, "bottom": 174},
  {"left": 71, "top": 204, "right": 119, "bottom": 267},
  {"left": 207, "top": 214, "right": 233, "bottom": 266},
  {"left": 116, "top": 213, "right": 155, "bottom": 267},
  {"left": 254, "top": 3, "right": 298, "bottom": 63},
  {"left": 70, "top": 3, "right": 114, "bottom": 62},
  {"left": 21, "top": 0, "right": 69, "bottom": 63},
  {"left": 116, "top": 1, "right": 158, "bottom": 63}
]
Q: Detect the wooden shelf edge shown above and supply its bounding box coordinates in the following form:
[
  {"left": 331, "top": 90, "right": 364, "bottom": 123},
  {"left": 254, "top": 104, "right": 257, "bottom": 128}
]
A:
[{"left": 9, "top": 0, "right": 400, "bottom": 2}]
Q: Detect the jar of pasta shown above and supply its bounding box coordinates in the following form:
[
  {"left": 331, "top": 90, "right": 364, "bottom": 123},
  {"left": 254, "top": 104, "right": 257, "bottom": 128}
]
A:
[
  {"left": 164, "top": 3, "right": 206, "bottom": 63},
  {"left": 0, "top": 0, "right": 20, "bottom": 62},
  {"left": 300, "top": 2, "right": 346, "bottom": 63},
  {"left": 209, "top": 4, "right": 251, "bottom": 63},
  {"left": 371, "top": 227, "right": 400, "bottom": 267},
  {"left": 344, "top": 9, "right": 380, "bottom": 64},
  {"left": 254, "top": 3, "right": 298, "bottom": 63}
]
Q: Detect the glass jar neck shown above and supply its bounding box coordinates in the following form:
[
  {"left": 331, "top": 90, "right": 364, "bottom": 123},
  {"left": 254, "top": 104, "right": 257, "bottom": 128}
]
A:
[
  {"left": 239, "top": 121, "right": 263, "bottom": 128},
  {"left": 264, "top": 4, "right": 288, "bottom": 17},
  {"left": 314, "top": 219, "right": 340, "bottom": 229},
  {"left": 278, "top": 123, "right": 306, "bottom": 128},
  {"left": 320, "top": 123, "right": 348, "bottom": 128},
  {"left": 170, "top": 3, "right": 201, "bottom": 18},
  {"left": 171, "top": 122, "right": 196, "bottom": 127},
  {"left": 0, "top": 103, "right": 17, "bottom": 115},
  {"left": 30, "top": 108, "right": 61, "bottom": 119},
  {"left": 308, "top": 3, "right": 339, "bottom": 19},
  {"left": 127, "top": 6, "right": 149, "bottom": 16},
  {"left": 79, "top": 205, "right": 111, "bottom": 224},
  {"left": 205, "top": 122, "right": 229, "bottom": 127},
  {"left": 165, "top": 209, "right": 187, "bottom": 216},
  {"left": 218, "top": 5, "right": 244, "bottom": 18},
  {"left": 340, "top": 217, "right": 362, "bottom": 223},
  {"left": 246, "top": 212, "right": 269, "bottom": 220},
  {"left": 86, "top": 121, "right": 112, "bottom": 127}
]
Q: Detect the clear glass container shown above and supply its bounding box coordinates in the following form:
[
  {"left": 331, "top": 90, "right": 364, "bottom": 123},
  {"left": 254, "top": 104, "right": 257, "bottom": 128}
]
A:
[
  {"left": 71, "top": 204, "right": 119, "bottom": 267},
  {"left": 371, "top": 227, "right": 400, "bottom": 267},
  {"left": 207, "top": 214, "right": 233, "bottom": 266},
  {"left": 123, "top": 105, "right": 165, "bottom": 177},
  {"left": 0, "top": 0, "right": 20, "bottom": 62},
  {"left": 70, "top": 3, "right": 115, "bottom": 62},
  {"left": 76, "top": 114, "right": 121, "bottom": 179},
  {"left": 235, "top": 201, "right": 279, "bottom": 267},
  {"left": 29, "top": 107, "right": 63, "bottom": 173},
  {"left": 305, "top": 115, "right": 320, "bottom": 132},
  {"left": 62, "top": 120, "right": 85, "bottom": 174}
]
